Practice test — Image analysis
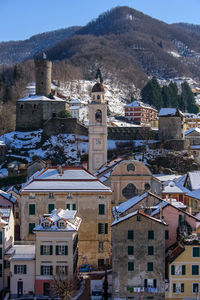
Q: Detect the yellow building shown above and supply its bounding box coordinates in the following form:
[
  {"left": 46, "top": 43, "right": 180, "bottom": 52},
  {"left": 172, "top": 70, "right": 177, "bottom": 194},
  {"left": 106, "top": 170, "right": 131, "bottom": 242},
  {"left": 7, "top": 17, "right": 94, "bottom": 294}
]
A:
[{"left": 166, "top": 240, "right": 200, "bottom": 299}]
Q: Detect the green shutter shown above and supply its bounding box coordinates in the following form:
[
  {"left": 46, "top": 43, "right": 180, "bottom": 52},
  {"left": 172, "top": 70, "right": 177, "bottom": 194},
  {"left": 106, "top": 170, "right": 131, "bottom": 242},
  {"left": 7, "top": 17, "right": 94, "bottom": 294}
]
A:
[
  {"left": 14, "top": 265, "right": 17, "bottom": 274},
  {"left": 171, "top": 265, "right": 175, "bottom": 275},
  {"left": 153, "top": 279, "right": 157, "bottom": 288},
  {"left": 144, "top": 279, "right": 147, "bottom": 288},
  {"left": 193, "top": 247, "right": 200, "bottom": 257},
  {"left": 29, "top": 223, "right": 35, "bottom": 234},
  {"left": 29, "top": 204, "right": 35, "bottom": 215},
  {"left": 128, "top": 230, "right": 134, "bottom": 240},
  {"left": 50, "top": 245, "right": 53, "bottom": 255},
  {"left": 98, "top": 223, "right": 102, "bottom": 234},
  {"left": 182, "top": 265, "right": 186, "bottom": 275},
  {"left": 48, "top": 204, "right": 55, "bottom": 214},
  {"left": 165, "top": 230, "right": 169, "bottom": 240},
  {"left": 40, "top": 245, "right": 44, "bottom": 255},
  {"left": 105, "top": 223, "right": 108, "bottom": 234},
  {"left": 148, "top": 230, "right": 154, "bottom": 240},
  {"left": 0, "top": 248, "right": 2, "bottom": 259},
  {"left": 66, "top": 204, "right": 70, "bottom": 210},
  {"left": 192, "top": 265, "right": 199, "bottom": 275},
  {"left": 128, "top": 246, "right": 134, "bottom": 255},
  {"left": 0, "top": 232, "right": 2, "bottom": 244},
  {"left": 0, "top": 264, "right": 2, "bottom": 278},
  {"left": 99, "top": 204, "right": 105, "bottom": 215},
  {"left": 148, "top": 246, "right": 154, "bottom": 255},
  {"left": 41, "top": 266, "right": 44, "bottom": 275},
  {"left": 173, "top": 283, "right": 176, "bottom": 293},
  {"left": 65, "top": 246, "right": 68, "bottom": 255},
  {"left": 181, "top": 283, "right": 184, "bottom": 293},
  {"left": 128, "top": 262, "right": 134, "bottom": 271},
  {"left": 72, "top": 203, "right": 76, "bottom": 210},
  {"left": 147, "top": 262, "right": 153, "bottom": 271},
  {"left": 50, "top": 266, "right": 53, "bottom": 275},
  {"left": 23, "top": 265, "right": 27, "bottom": 274},
  {"left": 56, "top": 246, "right": 59, "bottom": 255}
]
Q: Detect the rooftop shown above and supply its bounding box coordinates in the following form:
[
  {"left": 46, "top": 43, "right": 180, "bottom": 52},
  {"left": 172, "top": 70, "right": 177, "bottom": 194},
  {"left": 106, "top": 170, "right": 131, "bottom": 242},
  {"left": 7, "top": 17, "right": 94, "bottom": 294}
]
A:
[
  {"left": 158, "top": 108, "right": 183, "bottom": 117},
  {"left": 0, "top": 189, "right": 17, "bottom": 204},
  {"left": 6, "top": 245, "right": 35, "bottom": 260},
  {"left": 162, "top": 181, "right": 189, "bottom": 194},
  {"left": 17, "top": 94, "right": 66, "bottom": 102},
  {"left": 125, "top": 100, "right": 157, "bottom": 111},
  {"left": 185, "top": 127, "right": 200, "bottom": 136}
]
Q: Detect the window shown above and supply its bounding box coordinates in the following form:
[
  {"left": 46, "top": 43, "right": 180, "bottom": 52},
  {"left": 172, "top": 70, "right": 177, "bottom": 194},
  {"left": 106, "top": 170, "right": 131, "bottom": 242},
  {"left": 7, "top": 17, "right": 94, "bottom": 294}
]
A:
[
  {"left": 148, "top": 246, "right": 154, "bottom": 255},
  {"left": 127, "top": 163, "right": 135, "bottom": 172},
  {"left": 0, "top": 232, "right": 2, "bottom": 244},
  {"left": 122, "top": 183, "right": 138, "bottom": 199},
  {"left": 192, "top": 265, "right": 199, "bottom": 275},
  {"left": 42, "top": 221, "right": 50, "bottom": 228},
  {"left": 144, "top": 279, "right": 157, "bottom": 288},
  {"left": 148, "top": 230, "right": 154, "bottom": 240},
  {"left": 98, "top": 242, "right": 104, "bottom": 253},
  {"left": 128, "top": 246, "right": 134, "bottom": 255},
  {"left": 173, "top": 283, "right": 184, "bottom": 293},
  {"left": 48, "top": 204, "right": 55, "bottom": 214},
  {"left": 137, "top": 215, "right": 141, "bottom": 221},
  {"left": 128, "top": 262, "right": 134, "bottom": 271},
  {"left": 0, "top": 264, "right": 2, "bottom": 278},
  {"left": 58, "top": 221, "right": 66, "bottom": 229},
  {"left": 29, "top": 204, "right": 35, "bottom": 215},
  {"left": 95, "top": 110, "right": 102, "bottom": 122},
  {"left": 165, "top": 230, "right": 169, "bottom": 240},
  {"left": 4, "top": 260, "right": 10, "bottom": 269},
  {"left": 20, "top": 104, "right": 24, "bottom": 110},
  {"left": 193, "top": 283, "right": 199, "bottom": 293},
  {"left": 128, "top": 230, "right": 134, "bottom": 240},
  {"left": 29, "top": 193, "right": 35, "bottom": 199},
  {"left": 56, "top": 245, "right": 68, "bottom": 255},
  {"left": 40, "top": 245, "right": 53, "bottom": 255},
  {"left": 98, "top": 259, "right": 104, "bottom": 268},
  {"left": 41, "top": 265, "right": 53, "bottom": 275},
  {"left": 0, "top": 248, "right": 2, "bottom": 259},
  {"left": 171, "top": 265, "right": 185, "bottom": 275},
  {"left": 147, "top": 262, "right": 153, "bottom": 271},
  {"left": 15, "top": 212, "right": 19, "bottom": 219},
  {"left": 29, "top": 223, "right": 35, "bottom": 234},
  {"left": 66, "top": 204, "right": 70, "bottom": 210},
  {"left": 98, "top": 223, "right": 108, "bottom": 234},
  {"left": 144, "top": 183, "right": 151, "bottom": 191},
  {"left": 49, "top": 192, "right": 54, "bottom": 199},
  {"left": 193, "top": 247, "right": 200, "bottom": 257},
  {"left": 33, "top": 104, "right": 37, "bottom": 110},
  {"left": 99, "top": 204, "right": 105, "bottom": 215},
  {"left": 72, "top": 203, "right": 76, "bottom": 210},
  {"left": 56, "top": 265, "right": 68, "bottom": 276},
  {"left": 96, "top": 139, "right": 102, "bottom": 145},
  {"left": 66, "top": 193, "right": 72, "bottom": 199},
  {"left": 14, "top": 265, "right": 27, "bottom": 274}
]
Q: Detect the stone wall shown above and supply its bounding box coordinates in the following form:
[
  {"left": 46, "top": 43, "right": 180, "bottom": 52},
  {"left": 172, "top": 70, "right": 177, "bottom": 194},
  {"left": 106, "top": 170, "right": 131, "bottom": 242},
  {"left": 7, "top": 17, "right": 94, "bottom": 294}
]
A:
[
  {"left": 159, "top": 116, "right": 184, "bottom": 141},
  {"left": 43, "top": 118, "right": 88, "bottom": 137},
  {"left": 162, "top": 139, "right": 190, "bottom": 151},
  {"left": 108, "top": 126, "right": 158, "bottom": 140}
]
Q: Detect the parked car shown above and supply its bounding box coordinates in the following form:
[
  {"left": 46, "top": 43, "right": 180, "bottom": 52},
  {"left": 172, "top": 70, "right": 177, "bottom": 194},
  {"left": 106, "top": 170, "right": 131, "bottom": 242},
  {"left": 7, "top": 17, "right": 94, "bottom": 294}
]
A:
[{"left": 79, "top": 264, "right": 92, "bottom": 272}]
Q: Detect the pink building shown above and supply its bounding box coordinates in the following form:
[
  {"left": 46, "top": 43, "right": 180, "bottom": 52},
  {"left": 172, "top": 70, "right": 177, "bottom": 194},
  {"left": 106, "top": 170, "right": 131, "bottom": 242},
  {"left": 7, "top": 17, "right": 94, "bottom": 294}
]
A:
[{"left": 125, "top": 100, "right": 158, "bottom": 125}]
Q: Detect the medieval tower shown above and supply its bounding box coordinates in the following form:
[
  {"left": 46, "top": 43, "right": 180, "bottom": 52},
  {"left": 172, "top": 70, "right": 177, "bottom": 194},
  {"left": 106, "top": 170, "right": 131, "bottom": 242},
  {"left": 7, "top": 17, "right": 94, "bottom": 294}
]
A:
[
  {"left": 88, "top": 75, "right": 107, "bottom": 173},
  {"left": 35, "top": 53, "right": 52, "bottom": 97}
]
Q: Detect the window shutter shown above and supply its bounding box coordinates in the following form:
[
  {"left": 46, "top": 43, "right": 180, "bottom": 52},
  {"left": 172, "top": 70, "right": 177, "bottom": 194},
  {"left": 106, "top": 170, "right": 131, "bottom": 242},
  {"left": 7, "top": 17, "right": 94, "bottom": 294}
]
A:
[
  {"left": 65, "top": 246, "right": 68, "bottom": 255},
  {"left": 29, "top": 204, "right": 35, "bottom": 215},
  {"left": 128, "top": 230, "right": 134, "bottom": 239},
  {"left": 144, "top": 279, "right": 147, "bottom": 288},
  {"left": 72, "top": 203, "right": 76, "bottom": 210},
  {"left": 181, "top": 283, "right": 184, "bottom": 293},
  {"left": 165, "top": 230, "right": 169, "bottom": 240},
  {"left": 48, "top": 204, "right": 55, "bottom": 214},
  {"left": 171, "top": 265, "right": 175, "bottom": 275},
  {"left": 0, "top": 232, "right": 2, "bottom": 244},
  {"left": 173, "top": 283, "right": 176, "bottom": 293},
  {"left": 182, "top": 265, "right": 186, "bottom": 275},
  {"left": 148, "top": 230, "right": 154, "bottom": 239},
  {"left": 50, "top": 266, "right": 53, "bottom": 275},
  {"left": 153, "top": 279, "right": 157, "bottom": 288},
  {"left": 50, "top": 245, "right": 53, "bottom": 255},
  {"left": 105, "top": 223, "right": 108, "bottom": 234},
  {"left": 56, "top": 246, "right": 59, "bottom": 255},
  {"left": 128, "top": 246, "right": 134, "bottom": 255},
  {"left": 24, "top": 265, "right": 27, "bottom": 274},
  {"left": 0, "top": 248, "right": 2, "bottom": 259},
  {"left": 66, "top": 204, "right": 70, "bottom": 210},
  {"left": 40, "top": 245, "right": 44, "bottom": 255},
  {"left": 14, "top": 265, "right": 17, "bottom": 274},
  {"left": 41, "top": 266, "right": 43, "bottom": 275},
  {"left": 65, "top": 266, "right": 68, "bottom": 275},
  {"left": 99, "top": 204, "right": 105, "bottom": 215},
  {"left": 98, "top": 223, "right": 102, "bottom": 234}
]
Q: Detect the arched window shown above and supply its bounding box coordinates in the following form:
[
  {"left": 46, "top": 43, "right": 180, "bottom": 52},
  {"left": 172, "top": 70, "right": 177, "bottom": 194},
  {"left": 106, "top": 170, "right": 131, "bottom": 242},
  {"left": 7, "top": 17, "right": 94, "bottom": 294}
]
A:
[
  {"left": 122, "top": 183, "right": 138, "bottom": 200},
  {"left": 95, "top": 110, "right": 102, "bottom": 123},
  {"left": 97, "top": 95, "right": 100, "bottom": 100}
]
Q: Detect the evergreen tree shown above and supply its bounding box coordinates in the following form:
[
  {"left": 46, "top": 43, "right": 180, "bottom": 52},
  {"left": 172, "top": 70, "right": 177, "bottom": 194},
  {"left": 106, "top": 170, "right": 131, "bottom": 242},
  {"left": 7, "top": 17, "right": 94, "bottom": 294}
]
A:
[
  {"left": 95, "top": 68, "right": 103, "bottom": 83},
  {"left": 13, "top": 65, "right": 21, "bottom": 81},
  {"left": 181, "top": 81, "right": 198, "bottom": 113},
  {"left": 162, "top": 85, "right": 171, "bottom": 107},
  {"left": 178, "top": 94, "right": 187, "bottom": 112},
  {"left": 3, "top": 86, "right": 13, "bottom": 103},
  {"left": 141, "top": 77, "right": 163, "bottom": 109},
  {"left": 168, "top": 81, "right": 178, "bottom": 107}
]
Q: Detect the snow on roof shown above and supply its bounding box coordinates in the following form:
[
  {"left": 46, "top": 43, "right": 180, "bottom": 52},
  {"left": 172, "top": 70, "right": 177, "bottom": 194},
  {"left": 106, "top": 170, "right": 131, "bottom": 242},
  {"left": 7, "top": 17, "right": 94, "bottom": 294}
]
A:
[
  {"left": 0, "top": 190, "right": 16, "bottom": 203},
  {"left": 70, "top": 99, "right": 81, "bottom": 104},
  {"left": 117, "top": 192, "right": 148, "bottom": 214},
  {"left": 188, "top": 171, "right": 200, "bottom": 190},
  {"left": 153, "top": 174, "right": 183, "bottom": 183},
  {"left": 21, "top": 167, "right": 112, "bottom": 193},
  {"left": 111, "top": 210, "right": 166, "bottom": 226},
  {"left": 162, "top": 182, "right": 189, "bottom": 194},
  {"left": 185, "top": 127, "right": 200, "bottom": 136},
  {"left": 125, "top": 100, "right": 157, "bottom": 111},
  {"left": 17, "top": 95, "right": 66, "bottom": 102},
  {"left": 158, "top": 108, "right": 183, "bottom": 117},
  {"left": 151, "top": 201, "right": 169, "bottom": 216},
  {"left": 70, "top": 106, "right": 80, "bottom": 110},
  {"left": 95, "top": 157, "right": 124, "bottom": 179},
  {"left": 186, "top": 189, "right": 200, "bottom": 200},
  {"left": 6, "top": 245, "right": 35, "bottom": 260},
  {"left": 191, "top": 145, "right": 200, "bottom": 150},
  {"left": 0, "top": 140, "right": 5, "bottom": 146},
  {"left": 34, "top": 208, "right": 81, "bottom": 232}
]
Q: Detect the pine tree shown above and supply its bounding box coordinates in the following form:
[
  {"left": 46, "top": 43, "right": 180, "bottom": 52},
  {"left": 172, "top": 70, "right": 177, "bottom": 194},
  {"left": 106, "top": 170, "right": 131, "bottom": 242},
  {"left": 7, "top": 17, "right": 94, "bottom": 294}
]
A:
[
  {"left": 181, "top": 81, "right": 198, "bottom": 113},
  {"left": 168, "top": 81, "right": 178, "bottom": 107},
  {"left": 141, "top": 77, "right": 163, "bottom": 109},
  {"left": 162, "top": 86, "right": 171, "bottom": 107}
]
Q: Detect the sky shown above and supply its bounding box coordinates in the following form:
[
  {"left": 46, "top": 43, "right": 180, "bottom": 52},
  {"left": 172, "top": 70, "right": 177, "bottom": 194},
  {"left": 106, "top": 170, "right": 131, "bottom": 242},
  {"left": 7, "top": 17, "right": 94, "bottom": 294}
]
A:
[{"left": 1, "top": 0, "right": 200, "bottom": 42}]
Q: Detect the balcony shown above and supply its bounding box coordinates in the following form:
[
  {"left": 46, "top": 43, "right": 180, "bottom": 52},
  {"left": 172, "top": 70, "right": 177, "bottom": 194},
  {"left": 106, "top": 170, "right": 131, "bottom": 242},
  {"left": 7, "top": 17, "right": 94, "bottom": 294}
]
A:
[{"left": 127, "top": 286, "right": 158, "bottom": 293}]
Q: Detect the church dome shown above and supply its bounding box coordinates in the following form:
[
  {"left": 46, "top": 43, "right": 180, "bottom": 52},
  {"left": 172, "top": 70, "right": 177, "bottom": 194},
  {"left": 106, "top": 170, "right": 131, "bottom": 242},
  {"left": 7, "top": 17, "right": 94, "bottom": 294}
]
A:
[{"left": 92, "top": 83, "right": 104, "bottom": 93}]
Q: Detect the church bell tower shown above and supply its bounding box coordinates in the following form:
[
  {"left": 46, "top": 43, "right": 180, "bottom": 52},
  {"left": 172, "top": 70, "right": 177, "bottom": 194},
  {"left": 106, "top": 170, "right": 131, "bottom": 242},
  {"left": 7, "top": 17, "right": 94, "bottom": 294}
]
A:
[{"left": 88, "top": 73, "right": 107, "bottom": 173}]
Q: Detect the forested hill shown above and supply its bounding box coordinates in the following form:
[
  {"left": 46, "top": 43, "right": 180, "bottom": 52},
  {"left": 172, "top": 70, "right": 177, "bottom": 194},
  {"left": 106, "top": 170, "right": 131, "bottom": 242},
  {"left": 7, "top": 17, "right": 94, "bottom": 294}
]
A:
[{"left": 0, "top": 26, "right": 80, "bottom": 65}]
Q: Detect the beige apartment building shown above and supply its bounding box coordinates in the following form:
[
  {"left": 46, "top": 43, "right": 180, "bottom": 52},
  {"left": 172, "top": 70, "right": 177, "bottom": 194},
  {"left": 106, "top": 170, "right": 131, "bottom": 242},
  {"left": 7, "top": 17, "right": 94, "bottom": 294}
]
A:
[{"left": 20, "top": 166, "right": 112, "bottom": 268}]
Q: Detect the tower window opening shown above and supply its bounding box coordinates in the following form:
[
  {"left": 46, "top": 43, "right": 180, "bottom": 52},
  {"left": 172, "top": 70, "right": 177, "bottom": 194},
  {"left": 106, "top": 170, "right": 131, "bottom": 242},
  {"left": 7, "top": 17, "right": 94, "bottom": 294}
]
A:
[
  {"left": 95, "top": 110, "right": 102, "bottom": 123},
  {"left": 97, "top": 95, "right": 100, "bottom": 100}
]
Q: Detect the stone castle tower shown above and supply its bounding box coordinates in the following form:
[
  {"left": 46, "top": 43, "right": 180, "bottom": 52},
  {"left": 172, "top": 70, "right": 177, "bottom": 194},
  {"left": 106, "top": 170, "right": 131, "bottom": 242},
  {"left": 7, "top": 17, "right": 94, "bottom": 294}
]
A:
[
  {"left": 35, "top": 53, "right": 52, "bottom": 97},
  {"left": 88, "top": 76, "right": 107, "bottom": 173}
]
